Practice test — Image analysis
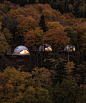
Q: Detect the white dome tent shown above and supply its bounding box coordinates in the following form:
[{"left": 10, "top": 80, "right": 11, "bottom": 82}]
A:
[
  {"left": 64, "top": 45, "right": 75, "bottom": 52},
  {"left": 38, "top": 44, "right": 52, "bottom": 51},
  {"left": 12, "top": 45, "right": 30, "bottom": 56},
  {"left": 6, "top": 45, "right": 31, "bottom": 69},
  {"left": 64, "top": 45, "right": 75, "bottom": 62}
]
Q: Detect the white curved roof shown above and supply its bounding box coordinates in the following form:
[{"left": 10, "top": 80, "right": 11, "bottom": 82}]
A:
[
  {"left": 38, "top": 44, "right": 52, "bottom": 51},
  {"left": 64, "top": 45, "right": 75, "bottom": 52},
  {"left": 12, "top": 45, "right": 30, "bottom": 55}
]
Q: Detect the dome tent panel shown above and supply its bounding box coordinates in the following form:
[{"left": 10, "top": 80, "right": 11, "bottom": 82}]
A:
[
  {"left": 64, "top": 45, "right": 75, "bottom": 52},
  {"left": 38, "top": 44, "right": 52, "bottom": 51},
  {"left": 12, "top": 45, "right": 30, "bottom": 56}
]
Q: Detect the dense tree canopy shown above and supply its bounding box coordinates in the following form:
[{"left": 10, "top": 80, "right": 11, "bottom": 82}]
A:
[
  {"left": 42, "top": 29, "right": 70, "bottom": 50},
  {"left": 0, "top": 1, "right": 86, "bottom": 103},
  {"left": 4, "top": 0, "right": 86, "bottom": 18}
]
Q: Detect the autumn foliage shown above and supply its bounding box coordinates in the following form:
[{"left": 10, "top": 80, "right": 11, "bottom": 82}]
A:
[
  {"left": 42, "top": 29, "right": 70, "bottom": 50},
  {"left": 1, "top": 1, "right": 86, "bottom": 103}
]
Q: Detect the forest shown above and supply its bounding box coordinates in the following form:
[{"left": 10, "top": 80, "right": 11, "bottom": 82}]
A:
[
  {"left": 1, "top": 0, "right": 86, "bottom": 103},
  {"left": 2, "top": 0, "right": 86, "bottom": 18}
]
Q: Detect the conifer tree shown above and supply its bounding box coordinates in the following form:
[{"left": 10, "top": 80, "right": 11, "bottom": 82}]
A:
[{"left": 39, "top": 15, "right": 47, "bottom": 32}]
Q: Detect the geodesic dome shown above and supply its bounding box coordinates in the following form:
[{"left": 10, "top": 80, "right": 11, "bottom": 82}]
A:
[
  {"left": 12, "top": 45, "right": 30, "bottom": 55},
  {"left": 64, "top": 45, "right": 75, "bottom": 52},
  {"left": 38, "top": 44, "right": 52, "bottom": 51}
]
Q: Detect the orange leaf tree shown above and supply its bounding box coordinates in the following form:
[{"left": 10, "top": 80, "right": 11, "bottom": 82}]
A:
[
  {"left": 42, "top": 29, "right": 70, "bottom": 51},
  {"left": 16, "top": 15, "right": 37, "bottom": 36},
  {"left": 24, "top": 27, "right": 44, "bottom": 48},
  {"left": 46, "top": 21, "right": 64, "bottom": 31}
]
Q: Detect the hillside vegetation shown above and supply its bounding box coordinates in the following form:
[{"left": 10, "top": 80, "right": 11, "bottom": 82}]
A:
[{"left": 1, "top": 1, "right": 86, "bottom": 103}]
